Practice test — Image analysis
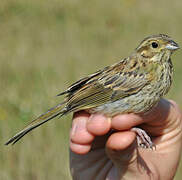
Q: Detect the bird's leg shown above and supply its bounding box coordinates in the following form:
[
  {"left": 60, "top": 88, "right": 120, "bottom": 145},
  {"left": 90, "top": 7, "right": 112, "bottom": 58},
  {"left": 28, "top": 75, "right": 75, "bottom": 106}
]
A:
[{"left": 131, "top": 127, "right": 156, "bottom": 150}]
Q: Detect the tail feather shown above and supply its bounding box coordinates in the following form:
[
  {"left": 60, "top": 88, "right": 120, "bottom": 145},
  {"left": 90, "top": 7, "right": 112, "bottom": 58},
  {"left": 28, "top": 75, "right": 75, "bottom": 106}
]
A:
[{"left": 5, "top": 102, "right": 66, "bottom": 145}]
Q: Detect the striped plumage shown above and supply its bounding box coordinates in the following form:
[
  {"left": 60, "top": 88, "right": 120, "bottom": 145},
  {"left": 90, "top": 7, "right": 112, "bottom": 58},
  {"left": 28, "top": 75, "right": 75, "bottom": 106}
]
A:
[{"left": 5, "top": 34, "right": 179, "bottom": 145}]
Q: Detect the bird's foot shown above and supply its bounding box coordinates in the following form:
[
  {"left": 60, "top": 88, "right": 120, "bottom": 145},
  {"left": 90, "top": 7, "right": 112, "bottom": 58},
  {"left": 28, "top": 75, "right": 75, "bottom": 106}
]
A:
[{"left": 131, "top": 127, "right": 156, "bottom": 150}]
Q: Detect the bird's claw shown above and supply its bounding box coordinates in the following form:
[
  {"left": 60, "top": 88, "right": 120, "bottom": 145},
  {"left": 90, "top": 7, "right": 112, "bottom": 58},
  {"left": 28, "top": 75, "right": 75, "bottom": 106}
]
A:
[{"left": 131, "top": 127, "right": 156, "bottom": 150}]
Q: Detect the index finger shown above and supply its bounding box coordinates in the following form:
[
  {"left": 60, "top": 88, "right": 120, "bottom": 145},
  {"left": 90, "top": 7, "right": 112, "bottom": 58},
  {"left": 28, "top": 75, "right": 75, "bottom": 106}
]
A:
[{"left": 111, "top": 98, "right": 173, "bottom": 131}]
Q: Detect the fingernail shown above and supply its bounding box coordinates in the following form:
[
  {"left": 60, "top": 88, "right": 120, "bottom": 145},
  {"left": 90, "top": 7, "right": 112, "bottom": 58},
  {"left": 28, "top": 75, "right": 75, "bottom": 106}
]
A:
[
  {"left": 71, "top": 119, "right": 86, "bottom": 136},
  {"left": 71, "top": 123, "right": 77, "bottom": 136},
  {"left": 88, "top": 114, "right": 94, "bottom": 123},
  {"left": 88, "top": 114, "right": 110, "bottom": 124}
]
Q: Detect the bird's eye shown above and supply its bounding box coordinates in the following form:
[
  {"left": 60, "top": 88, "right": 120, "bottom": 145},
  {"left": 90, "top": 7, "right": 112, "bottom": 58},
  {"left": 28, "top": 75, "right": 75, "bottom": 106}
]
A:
[{"left": 151, "top": 42, "right": 158, "bottom": 48}]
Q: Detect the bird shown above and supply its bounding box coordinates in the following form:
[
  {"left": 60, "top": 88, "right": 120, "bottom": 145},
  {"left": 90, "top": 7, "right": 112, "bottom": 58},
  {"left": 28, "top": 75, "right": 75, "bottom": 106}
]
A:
[{"left": 5, "top": 34, "right": 179, "bottom": 147}]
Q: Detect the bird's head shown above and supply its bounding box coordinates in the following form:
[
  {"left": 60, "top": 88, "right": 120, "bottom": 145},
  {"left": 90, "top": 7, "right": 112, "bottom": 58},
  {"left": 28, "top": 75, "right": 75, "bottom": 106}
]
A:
[{"left": 135, "top": 34, "right": 179, "bottom": 62}]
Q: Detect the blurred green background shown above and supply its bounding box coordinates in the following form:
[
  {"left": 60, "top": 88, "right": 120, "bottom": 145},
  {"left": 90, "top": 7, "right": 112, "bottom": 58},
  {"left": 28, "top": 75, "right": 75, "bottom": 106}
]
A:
[{"left": 0, "top": 0, "right": 182, "bottom": 179}]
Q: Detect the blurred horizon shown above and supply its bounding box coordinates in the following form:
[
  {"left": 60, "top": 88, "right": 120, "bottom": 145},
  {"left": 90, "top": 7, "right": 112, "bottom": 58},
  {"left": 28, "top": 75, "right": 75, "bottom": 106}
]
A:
[{"left": 0, "top": 0, "right": 182, "bottom": 179}]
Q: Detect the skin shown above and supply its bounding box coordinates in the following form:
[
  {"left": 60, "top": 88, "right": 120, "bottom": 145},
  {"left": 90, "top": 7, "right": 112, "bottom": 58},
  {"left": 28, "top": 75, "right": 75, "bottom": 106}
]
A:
[{"left": 70, "top": 99, "right": 182, "bottom": 180}]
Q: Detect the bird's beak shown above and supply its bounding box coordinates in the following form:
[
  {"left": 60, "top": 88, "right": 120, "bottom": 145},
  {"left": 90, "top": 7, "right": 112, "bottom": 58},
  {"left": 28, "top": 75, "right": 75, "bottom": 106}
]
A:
[{"left": 166, "top": 40, "right": 180, "bottom": 51}]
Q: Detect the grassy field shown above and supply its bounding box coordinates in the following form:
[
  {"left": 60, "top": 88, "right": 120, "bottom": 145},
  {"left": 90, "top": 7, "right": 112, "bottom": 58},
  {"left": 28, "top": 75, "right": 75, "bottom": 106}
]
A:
[{"left": 0, "top": 0, "right": 182, "bottom": 179}]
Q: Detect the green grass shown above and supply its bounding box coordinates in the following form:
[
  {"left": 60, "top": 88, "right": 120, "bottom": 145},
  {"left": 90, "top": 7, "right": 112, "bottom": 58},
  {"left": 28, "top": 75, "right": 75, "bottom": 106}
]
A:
[{"left": 0, "top": 0, "right": 182, "bottom": 179}]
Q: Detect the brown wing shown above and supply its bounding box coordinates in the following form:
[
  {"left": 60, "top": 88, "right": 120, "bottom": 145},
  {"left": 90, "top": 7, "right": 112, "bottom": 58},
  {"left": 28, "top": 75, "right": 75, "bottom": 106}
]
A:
[{"left": 64, "top": 59, "right": 150, "bottom": 112}]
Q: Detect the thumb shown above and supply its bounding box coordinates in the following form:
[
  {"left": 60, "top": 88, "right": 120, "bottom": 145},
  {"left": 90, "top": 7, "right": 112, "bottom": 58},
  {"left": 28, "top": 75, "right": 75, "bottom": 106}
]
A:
[
  {"left": 106, "top": 131, "right": 138, "bottom": 172},
  {"left": 106, "top": 131, "right": 156, "bottom": 179},
  {"left": 106, "top": 131, "right": 154, "bottom": 179}
]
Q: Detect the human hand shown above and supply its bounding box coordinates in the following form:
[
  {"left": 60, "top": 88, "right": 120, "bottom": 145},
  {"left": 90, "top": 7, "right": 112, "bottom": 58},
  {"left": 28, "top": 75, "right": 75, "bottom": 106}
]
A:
[{"left": 69, "top": 99, "right": 182, "bottom": 180}]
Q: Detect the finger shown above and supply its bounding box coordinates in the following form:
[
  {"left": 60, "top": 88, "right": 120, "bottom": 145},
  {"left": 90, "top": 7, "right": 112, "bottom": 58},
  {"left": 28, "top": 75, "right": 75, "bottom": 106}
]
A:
[
  {"left": 87, "top": 113, "right": 111, "bottom": 136},
  {"left": 111, "top": 99, "right": 172, "bottom": 131},
  {"left": 106, "top": 131, "right": 136, "bottom": 150},
  {"left": 111, "top": 113, "right": 143, "bottom": 130},
  {"left": 106, "top": 131, "right": 138, "bottom": 167},
  {"left": 70, "top": 141, "right": 91, "bottom": 155},
  {"left": 70, "top": 111, "right": 94, "bottom": 144}
]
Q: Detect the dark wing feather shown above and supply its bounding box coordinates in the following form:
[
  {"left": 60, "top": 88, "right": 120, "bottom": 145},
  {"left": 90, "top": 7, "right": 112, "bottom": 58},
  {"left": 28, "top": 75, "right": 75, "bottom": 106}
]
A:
[{"left": 57, "top": 68, "right": 108, "bottom": 96}]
